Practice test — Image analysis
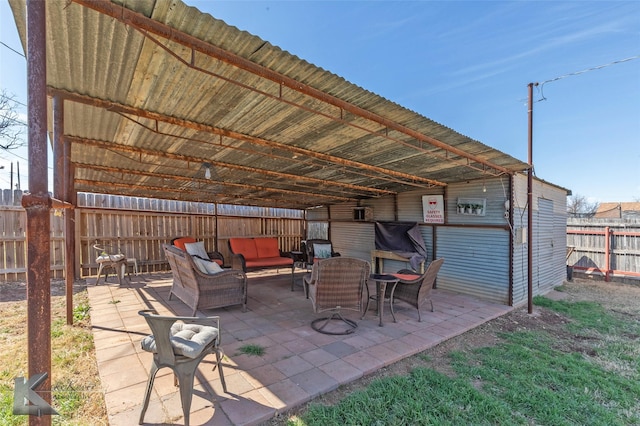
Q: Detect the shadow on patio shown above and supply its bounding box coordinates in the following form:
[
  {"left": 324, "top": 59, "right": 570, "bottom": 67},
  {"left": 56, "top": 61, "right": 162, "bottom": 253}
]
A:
[{"left": 87, "top": 269, "right": 512, "bottom": 425}]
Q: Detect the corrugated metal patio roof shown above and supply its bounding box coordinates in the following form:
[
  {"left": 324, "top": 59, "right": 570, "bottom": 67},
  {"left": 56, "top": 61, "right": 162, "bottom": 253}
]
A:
[{"left": 9, "top": 0, "right": 529, "bottom": 209}]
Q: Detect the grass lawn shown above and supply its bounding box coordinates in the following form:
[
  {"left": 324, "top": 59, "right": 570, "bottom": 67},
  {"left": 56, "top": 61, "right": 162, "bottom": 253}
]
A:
[
  {"left": 0, "top": 282, "right": 107, "bottom": 425},
  {"left": 1, "top": 279, "right": 638, "bottom": 425},
  {"left": 274, "top": 282, "right": 640, "bottom": 425}
]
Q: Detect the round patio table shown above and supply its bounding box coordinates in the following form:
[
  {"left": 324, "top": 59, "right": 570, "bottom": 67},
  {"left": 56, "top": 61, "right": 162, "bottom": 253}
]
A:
[{"left": 362, "top": 273, "right": 399, "bottom": 326}]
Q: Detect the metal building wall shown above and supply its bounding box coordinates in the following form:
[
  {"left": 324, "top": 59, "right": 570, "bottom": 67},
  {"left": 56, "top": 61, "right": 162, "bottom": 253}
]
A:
[
  {"left": 364, "top": 195, "right": 395, "bottom": 221},
  {"left": 536, "top": 198, "right": 556, "bottom": 291},
  {"left": 397, "top": 188, "right": 443, "bottom": 222},
  {"left": 511, "top": 173, "right": 568, "bottom": 306},
  {"left": 538, "top": 182, "right": 567, "bottom": 292},
  {"left": 443, "top": 179, "right": 512, "bottom": 304},
  {"left": 329, "top": 202, "right": 358, "bottom": 221},
  {"left": 306, "top": 206, "right": 329, "bottom": 239},
  {"left": 305, "top": 174, "right": 566, "bottom": 306},
  {"left": 331, "top": 221, "right": 375, "bottom": 262},
  {"left": 437, "top": 226, "right": 510, "bottom": 303},
  {"left": 511, "top": 174, "right": 528, "bottom": 304},
  {"left": 447, "top": 178, "right": 511, "bottom": 225}
]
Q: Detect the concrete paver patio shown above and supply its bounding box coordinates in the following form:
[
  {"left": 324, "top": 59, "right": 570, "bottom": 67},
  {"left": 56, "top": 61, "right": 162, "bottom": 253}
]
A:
[{"left": 87, "top": 269, "right": 512, "bottom": 425}]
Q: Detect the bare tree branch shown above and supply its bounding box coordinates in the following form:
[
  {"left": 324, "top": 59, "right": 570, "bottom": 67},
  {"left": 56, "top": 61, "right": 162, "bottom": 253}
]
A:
[
  {"left": 0, "top": 89, "right": 27, "bottom": 151},
  {"left": 567, "top": 194, "right": 599, "bottom": 218}
]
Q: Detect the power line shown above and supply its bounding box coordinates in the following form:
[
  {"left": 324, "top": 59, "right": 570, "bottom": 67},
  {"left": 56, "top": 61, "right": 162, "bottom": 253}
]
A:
[
  {"left": 540, "top": 55, "right": 640, "bottom": 85},
  {"left": 6, "top": 95, "right": 27, "bottom": 108},
  {"left": 0, "top": 40, "right": 25, "bottom": 57},
  {"left": 538, "top": 55, "right": 640, "bottom": 101}
]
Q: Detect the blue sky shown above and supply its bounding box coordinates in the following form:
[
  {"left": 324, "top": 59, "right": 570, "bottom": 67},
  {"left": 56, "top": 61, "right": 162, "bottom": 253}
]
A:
[{"left": 1, "top": 1, "right": 639, "bottom": 202}]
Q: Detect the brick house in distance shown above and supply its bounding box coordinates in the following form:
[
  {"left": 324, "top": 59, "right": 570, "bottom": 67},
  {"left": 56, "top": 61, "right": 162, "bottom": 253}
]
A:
[{"left": 594, "top": 202, "right": 640, "bottom": 220}]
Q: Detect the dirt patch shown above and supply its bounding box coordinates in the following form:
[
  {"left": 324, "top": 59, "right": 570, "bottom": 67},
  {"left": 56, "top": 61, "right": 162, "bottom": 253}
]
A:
[
  {"left": 0, "top": 279, "right": 86, "bottom": 303},
  {"left": 265, "top": 278, "right": 640, "bottom": 424}
]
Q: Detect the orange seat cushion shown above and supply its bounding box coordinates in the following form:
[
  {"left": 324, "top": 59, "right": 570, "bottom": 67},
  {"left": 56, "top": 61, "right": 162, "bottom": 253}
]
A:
[
  {"left": 173, "top": 237, "right": 197, "bottom": 251},
  {"left": 391, "top": 273, "right": 421, "bottom": 282},
  {"left": 245, "top": 257, "right": 293, "bottom": 268},
  {"left": 229, "top": 238, "right": 258, "bottom": 260},
  {"left": 255, "top": 238, "right": 280, "bottom": 258}
]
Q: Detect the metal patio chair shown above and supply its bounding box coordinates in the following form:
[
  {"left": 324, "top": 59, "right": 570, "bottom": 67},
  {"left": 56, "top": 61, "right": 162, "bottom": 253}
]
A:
[
  {"left": 93, "top": 243, "right": 126, "bottom": 285},
  {"left": 138, "top": 310, "right": 227, "bottom": 426}
]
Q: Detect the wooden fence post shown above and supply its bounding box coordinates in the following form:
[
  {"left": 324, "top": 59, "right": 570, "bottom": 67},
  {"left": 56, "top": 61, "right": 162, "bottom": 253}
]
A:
[{"left": 604, "top": 226, "right": 611, "bottom": 282}]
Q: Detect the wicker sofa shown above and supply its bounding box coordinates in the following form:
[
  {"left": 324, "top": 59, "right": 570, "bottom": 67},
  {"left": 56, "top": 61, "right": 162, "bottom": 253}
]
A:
[
  {"left": 228, "top": 237, "right": 295, "bottom": 290},
  {"left": 163, "top": 244, "right": 247, "bottom": 315}
]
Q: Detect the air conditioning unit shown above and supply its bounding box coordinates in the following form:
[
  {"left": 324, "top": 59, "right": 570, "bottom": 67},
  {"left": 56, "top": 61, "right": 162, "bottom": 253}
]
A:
[{"left": 353, "top": 207, "right": 373, "bottom": 221}]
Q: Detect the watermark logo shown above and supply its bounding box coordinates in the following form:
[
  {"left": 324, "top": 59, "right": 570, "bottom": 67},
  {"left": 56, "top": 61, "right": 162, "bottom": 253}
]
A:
[{"left": 13, "top": 373, "right": 58, "bottom": 416}]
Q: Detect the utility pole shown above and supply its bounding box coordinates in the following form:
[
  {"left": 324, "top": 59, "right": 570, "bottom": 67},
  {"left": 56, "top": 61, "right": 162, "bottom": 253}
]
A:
[{"left": 527, "top": 82, "right": 538, "bottom": 315}]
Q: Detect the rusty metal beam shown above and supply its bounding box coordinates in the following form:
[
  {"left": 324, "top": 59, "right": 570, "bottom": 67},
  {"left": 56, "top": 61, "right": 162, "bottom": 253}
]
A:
[
  {"left": 24, "top": 1, "right": 52, "bottom": 424},
  {"left": 66, "top": 135, "right": 396, "bottom": 197},
  {"left": 71, "top": 0, "right": 514, "bottom": 177},
  {"left": 111, "top": 110, "right": 439, "bottom": 189},
  {"left": 73, "top": 162, "right": 356, "bottom": 203},
  {"left": 52, "top": 95, "right": 74, "bottom": 325},
  {"left": 68, "top": 161, "right": 79, "bottom": 279},
  {"left": 73, "top": 179, "right": 322, "bottom": 208},
  {"left": 64, "top": 138, "right": 75, "bottom": 325},
  {"left": 50, "top": 88, "right": 444, "bottom": 188}
]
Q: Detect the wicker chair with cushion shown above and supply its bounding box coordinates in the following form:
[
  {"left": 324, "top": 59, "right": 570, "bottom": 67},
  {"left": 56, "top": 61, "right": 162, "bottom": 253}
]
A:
[
  {"left": 303, "top": 257, "right": 370, "bottom": 335},
  {"left": 171, "top": 237, "right": 225, "bottom": 266},
  {"left": 302, "top": 239, "right": 340, "bottom": 266},
  {"left": 389, "top": 258, "right": 444, "bottom": 322},
  {"left": 138, "top": 310, "right": 227, "bottom": 426},
  {"left": 163, "top": 244, "right": 247, "bottom": 315}
]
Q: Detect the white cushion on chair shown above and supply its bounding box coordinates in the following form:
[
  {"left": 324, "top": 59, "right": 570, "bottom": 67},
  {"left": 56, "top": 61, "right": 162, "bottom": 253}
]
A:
[
  {"left": 184, "top": 241, "right": 209, "bottom": 260},
  {"left": 192, "top": 256, "right": 223, "bottom": 274},
  {"left": 141, "top": 323, "right": 219, "bottom": 359},
  {"left": 96, "top": 253, "right": 125, "bottom": 263}
]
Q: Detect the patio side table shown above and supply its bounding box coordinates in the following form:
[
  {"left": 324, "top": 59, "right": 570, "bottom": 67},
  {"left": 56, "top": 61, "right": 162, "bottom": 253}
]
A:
[{"left": 362, "top": 273, "right": 399, "bottom": 327}]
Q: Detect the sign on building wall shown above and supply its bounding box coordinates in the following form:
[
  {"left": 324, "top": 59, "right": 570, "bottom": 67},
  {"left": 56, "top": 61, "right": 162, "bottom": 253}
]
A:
[{"left": 422, "top": 195, "right": 444, "bottom": 224}]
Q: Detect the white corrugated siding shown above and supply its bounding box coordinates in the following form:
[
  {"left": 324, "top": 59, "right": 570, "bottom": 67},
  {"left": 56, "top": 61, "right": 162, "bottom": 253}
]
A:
[
  {"left": 511, "top": 174, "right": 568, "bottom": 306},
  {"left": 306, "top": 206, "right": 329, "bottom": 221},
  {"left": 448, "top": 178, "right": 511, "bottom": 226},
  {"left": 511, "top": 174, "right": 528, "bottom": 305},
  {"left": 310, "top": 174, "right": 566, "bottom": 306},
  {"left": 397, "top": 188, "right": 444, "bottom": 222},
  {"left": 329, "top": 203, "right": 359, "bottom": 221},
  {"left": 331, "top": 222, "right": 375, "bottom": 263},
  {"left": 436, "top": 226, "right": 510, "bottom": 304},
  {"left": 536, "top": 198, "right": 555, "bottom": 291}
]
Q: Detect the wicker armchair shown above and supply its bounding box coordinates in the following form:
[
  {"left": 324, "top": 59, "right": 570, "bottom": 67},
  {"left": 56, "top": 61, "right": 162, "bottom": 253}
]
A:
[
  {"left": 303, "top": 257, "right": 370, "bottom": 335},
  {"left": 302, "top": 239, "right": 341, "bottom": 266},
  {"left": 389, "top": 258, "right": 444, "bottom": 322},
  {"left": 171, "top": 237, "right": 225, "bottom": 266},
  {"left": 163, "top": 244, "right": 247, "bottom": 315}
]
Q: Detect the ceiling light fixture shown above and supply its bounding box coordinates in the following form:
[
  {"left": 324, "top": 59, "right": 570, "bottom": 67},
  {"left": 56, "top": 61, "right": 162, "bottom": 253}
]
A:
[
  {"left": 482, "top": 173, "right": 487, "bottom": 192},
  {"left": 203, "top": 162, "right": 212, "bottom": 180}
]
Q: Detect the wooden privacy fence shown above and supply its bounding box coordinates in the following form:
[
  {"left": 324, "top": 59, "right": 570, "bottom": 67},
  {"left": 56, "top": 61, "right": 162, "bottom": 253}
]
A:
[
  {"left": 0, "top": 193, "right": 305, "bottom": 282},
  {"left": 567, "top": 218, "right": 640, "bottom": 281}
]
